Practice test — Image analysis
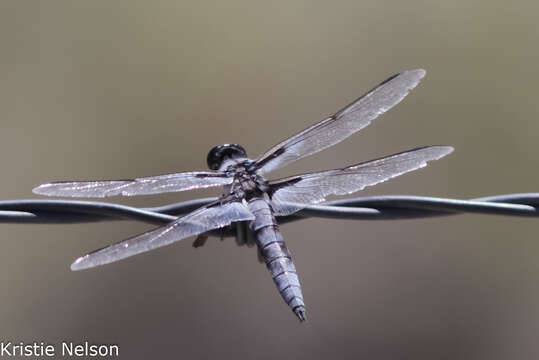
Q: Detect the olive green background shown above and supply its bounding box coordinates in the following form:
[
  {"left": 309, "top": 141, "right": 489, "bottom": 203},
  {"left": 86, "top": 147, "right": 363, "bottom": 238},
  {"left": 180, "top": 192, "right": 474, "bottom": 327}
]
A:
[{"left": 2, "top": 1, "right": 539, "bottom": 359}]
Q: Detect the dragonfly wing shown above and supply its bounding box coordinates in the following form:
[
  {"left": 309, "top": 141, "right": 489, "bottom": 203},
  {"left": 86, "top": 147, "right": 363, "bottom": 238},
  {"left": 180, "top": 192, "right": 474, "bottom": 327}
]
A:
[
  {"left": 71, "top": 200, "right": 254, "bottom": 270},
  {"left": 254, "top": 70, "right": 426, "bottom": 174},
  {"left": 269, "top": 146, "right": 453, "bottom": 216},
  {"left": 33, "top": 171, "right": 233, "bottom": 197}
]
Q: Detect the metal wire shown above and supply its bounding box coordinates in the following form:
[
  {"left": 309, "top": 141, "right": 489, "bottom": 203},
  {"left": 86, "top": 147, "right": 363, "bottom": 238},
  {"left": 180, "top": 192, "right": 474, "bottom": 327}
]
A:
[{"left": 1, "top": 194, "right": 538, "bottom": 229}]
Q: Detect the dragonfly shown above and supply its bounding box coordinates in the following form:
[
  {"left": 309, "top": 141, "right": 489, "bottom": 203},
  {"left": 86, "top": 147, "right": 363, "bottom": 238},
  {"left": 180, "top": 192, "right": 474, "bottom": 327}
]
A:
[{"left": 33, "top": 69, "right": 453, "bottom": 322}]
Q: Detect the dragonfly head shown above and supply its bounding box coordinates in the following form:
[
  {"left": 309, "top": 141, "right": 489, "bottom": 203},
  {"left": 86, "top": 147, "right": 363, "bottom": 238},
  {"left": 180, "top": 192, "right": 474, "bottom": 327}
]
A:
[{"left": 207, "top": 144, "right": 247, "bottom": 170}]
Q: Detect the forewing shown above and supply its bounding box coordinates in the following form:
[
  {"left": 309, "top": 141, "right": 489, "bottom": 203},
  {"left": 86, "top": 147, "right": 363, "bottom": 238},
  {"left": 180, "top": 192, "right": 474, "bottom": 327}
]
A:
[
  {"left": 71, "top": 201, "right": 254, "bottom": 270},
  {"left": 32, "top": 171, "right": 233, "bottom": 197},
  {"left": 254, "top": 69, "right": 426, "bottom": 174},
  {"left": 269, "top": 146, "right": 453, "bottom": 216}
]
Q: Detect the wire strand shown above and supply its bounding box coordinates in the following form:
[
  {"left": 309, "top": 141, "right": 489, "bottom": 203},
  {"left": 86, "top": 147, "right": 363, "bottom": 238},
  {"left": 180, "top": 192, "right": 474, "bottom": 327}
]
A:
[{"left": 0, "top": 194, "right": 537, "bottom": 227}]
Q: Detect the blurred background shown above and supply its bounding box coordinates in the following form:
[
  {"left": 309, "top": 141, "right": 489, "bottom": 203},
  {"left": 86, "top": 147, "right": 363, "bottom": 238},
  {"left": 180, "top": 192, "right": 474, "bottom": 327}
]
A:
[{"left": 1, "top": 0, "right": 539, "bottom": 359}]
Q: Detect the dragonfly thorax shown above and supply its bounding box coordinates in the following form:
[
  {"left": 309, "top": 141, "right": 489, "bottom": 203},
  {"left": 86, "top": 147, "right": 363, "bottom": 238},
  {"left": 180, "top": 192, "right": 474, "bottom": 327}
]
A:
[{"left": 224, "top": 163, "right": 269, "bottom": 200}]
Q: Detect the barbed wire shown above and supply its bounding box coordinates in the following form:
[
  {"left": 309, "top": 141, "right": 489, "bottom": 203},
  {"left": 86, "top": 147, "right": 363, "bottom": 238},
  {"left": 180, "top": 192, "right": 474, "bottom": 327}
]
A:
[{"left": 1, "top": 194, "right": 538, "bottom": 236}]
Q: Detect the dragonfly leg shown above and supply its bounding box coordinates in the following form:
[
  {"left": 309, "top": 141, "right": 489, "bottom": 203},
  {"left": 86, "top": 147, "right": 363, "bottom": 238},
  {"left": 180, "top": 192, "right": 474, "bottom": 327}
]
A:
[{"left": 192, "top": 234, "right": 208, "bottom": 248}]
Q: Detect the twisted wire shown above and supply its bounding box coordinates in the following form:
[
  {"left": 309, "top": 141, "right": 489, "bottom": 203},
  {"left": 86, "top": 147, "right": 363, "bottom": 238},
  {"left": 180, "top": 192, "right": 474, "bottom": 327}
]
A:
[{"left": 0, "top": 194, "right": 537, "bottom": 229}]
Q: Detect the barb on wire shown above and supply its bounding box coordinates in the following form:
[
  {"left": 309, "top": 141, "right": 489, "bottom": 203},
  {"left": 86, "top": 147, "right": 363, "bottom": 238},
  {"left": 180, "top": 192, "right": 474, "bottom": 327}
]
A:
[{"left": 0, "top": 193, "right": 538, "bottom": 235}]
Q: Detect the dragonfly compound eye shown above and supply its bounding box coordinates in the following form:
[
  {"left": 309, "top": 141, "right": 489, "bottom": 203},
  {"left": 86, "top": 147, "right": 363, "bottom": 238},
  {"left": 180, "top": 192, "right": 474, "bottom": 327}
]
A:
[{"left": 206, "top": 144, "right": 247, "bottom": 170}]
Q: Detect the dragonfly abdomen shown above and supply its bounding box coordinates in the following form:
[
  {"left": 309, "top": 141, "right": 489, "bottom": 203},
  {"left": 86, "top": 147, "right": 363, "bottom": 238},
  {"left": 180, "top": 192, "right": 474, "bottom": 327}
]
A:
[{"left": 247, "top": 198, "right": 306, "bottom": 321}]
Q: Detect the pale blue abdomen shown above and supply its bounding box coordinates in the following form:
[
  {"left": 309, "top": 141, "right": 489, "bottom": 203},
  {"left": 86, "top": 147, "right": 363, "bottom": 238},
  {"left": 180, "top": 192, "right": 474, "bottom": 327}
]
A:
[{"left": 247, "top": 198, "right": 306, "bottom": 321}]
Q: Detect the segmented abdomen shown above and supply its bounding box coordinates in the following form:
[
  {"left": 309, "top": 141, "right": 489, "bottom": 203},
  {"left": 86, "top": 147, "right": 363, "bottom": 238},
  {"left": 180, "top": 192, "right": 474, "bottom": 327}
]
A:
[{"left": 247, "top": 198, "right": 306, "bottom": 321}]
